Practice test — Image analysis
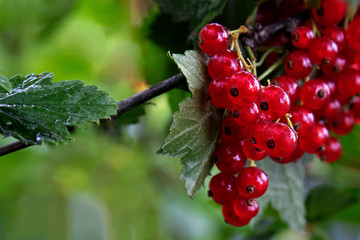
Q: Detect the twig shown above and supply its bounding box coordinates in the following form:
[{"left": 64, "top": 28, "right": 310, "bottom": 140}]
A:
[
  {"left": 111, "top": 73, "right": 186, "bottom": 119},
  {"left": 0, "top": 141, "right": 29, "bottom": 156}
]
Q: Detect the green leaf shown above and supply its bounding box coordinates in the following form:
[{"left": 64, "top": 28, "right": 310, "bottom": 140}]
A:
[
  {"left": 0, "top": 72, "right": 118, "bottom": 144},
  {"left": 156, "top": 0, "right": 227, "bottom": 29},
  {"left": 0, "top": 74, "right": 12, "bottom": 94},
  {"left": 157, "top": 50, "right": 223, "bottom": 198},
  {"left": 306, "top": 185, "right": 357, "bottom": 223},
  {"left": 253, "top": 156, "right": 309, "bottom": 231}
]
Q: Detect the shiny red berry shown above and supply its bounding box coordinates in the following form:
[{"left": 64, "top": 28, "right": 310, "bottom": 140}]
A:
[
  {"left": 249, "top": 119, "right": 273, "bottom": 150},
  {"left": 284, "top": 51, "right": 313, "bottom": 79},
  {"left": 287, "top": 105, "right": 315, "bottom": 138},
  {"left": 231, "top": 102, "right": 259, "bottom": 126},
  {"left": 336, "top": 68, "right": 360, "bottom": 97},
  {"left": 322, "top": 25, "right": 346, "bottom": 51},
  {"left": 271, "top": 75, "right": 300, "bottom": 105},
  {"left": 263, "top": 122, "right": 298, "bottom": 158},
  {"left": 236, "top": 167, "right": 269, "bottom": 199},
  {"left": 257, "top": 85, "right": 291, "bottom": 120},
  {"left": 300, "top": 79, "right": 331, "bottom": 110},
  {"left": 291, "top": 26, "right": 315, "bottom": 49},
  {"left": 270, "top": 143, "right": 304, "bottom": 164},
  {"left": 214, "top": 142, "right": 247, "bottom": 175},
  {"left": 299, "top": 122, "right": 330, "bottom": 153},
  {"left": 242, "top": 137, "right": 268, "bottom": 161},
  {"left": 198, "top": 23, "right": 229, "bottom": 56},
  {"left": 312, "top": 0, "right": 347, "bottom": 26},
  {"left": 349, "top": 97, "right": 360, "bottom": 123},
  {"left": 309, "top": 37, "right": 338, "bottom": 66},
  {"left": 346, "top": 18, "right": 360, "bottom": 51},
  {"left": 209, "top": 173, "right": 237, "bottom": 205},
  {"left": 222, "top": 204, "right": 251, "bottom": 227},
  {"left": 208, "top": 50, "right": 243, "bottom": 79},
  {"left": 233, "top": 196, "right": 259, "bottom": 220},
  {"left": 221, "top": 114, "right": 250, "bottom": 143},
  {"left": 208, "top": 77, "right": 232, "bottom": 109},
  {"left": 228, "top": 71, "right": 261, "bottom": 106},
  {"left": 329, "top": 110, "right": 355, "bottom": 135},
  {"left": 318, "top": 136, "right": 342, "bottom": 163}
]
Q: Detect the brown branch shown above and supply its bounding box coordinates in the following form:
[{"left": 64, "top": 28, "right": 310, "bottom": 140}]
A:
[
  {"left": 0, "top": 141, "right": 29, "bottom": 156},
  {"left": 0, "top": 10, "right": 310, "bottom": 157},
  {"left": 111, "top": 73, "right": 186, "bottom": 119}
]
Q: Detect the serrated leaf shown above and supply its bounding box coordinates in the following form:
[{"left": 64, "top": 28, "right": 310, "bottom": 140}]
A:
[
  {"left": 158, "top": 50, "right": 223, "bottom": 198},
  {"left": 252, "top": 156, "right": 309, "bottom": 231},
  {"left": 156, "top": 0, "right": 227, "bottom": 29},
  {"left": 0, "top": 74, "right": 12, "bottom": 94},
  {"left": 0, "top": 72, "right": 118, "bottom": 144}
]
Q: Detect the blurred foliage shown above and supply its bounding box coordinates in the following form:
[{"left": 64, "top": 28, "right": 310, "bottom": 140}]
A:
[{"left": 0, "top": 0, "right": 359, "bottom": 239}]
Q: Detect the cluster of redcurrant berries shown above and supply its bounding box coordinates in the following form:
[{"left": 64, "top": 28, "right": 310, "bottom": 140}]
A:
[{"left": 198, "top": 0, "right": 360, "bottom": 227}]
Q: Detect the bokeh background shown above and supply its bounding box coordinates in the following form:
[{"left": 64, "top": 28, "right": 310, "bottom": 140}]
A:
[{"left": 0, "top": 0, "right": 359, "bottom": 239}]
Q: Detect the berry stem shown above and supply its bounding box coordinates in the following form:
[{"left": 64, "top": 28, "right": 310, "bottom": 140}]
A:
[
  {"left": 285, "top": 113, "right": 298, "bottom": 138},
  {"left": 249, "top": 160, "right": 257, "bottom": 167},
  {"left": 246, "top": 46, "right": 257, "bottom": 76},
  {"left": 233, "top": 33, "right": 252, "bottom": 72},
  {"left": 255, "top": 46, "right": 284, "bottom": 67},
  {"left": 258, "top": 53, "right": 287, "bottom": 81}
]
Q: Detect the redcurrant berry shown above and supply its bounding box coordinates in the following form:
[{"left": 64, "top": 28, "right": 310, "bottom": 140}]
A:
[
  {"left": 214, "top": 142, "right": 247, "bottom": 175},
  {"left": 233, "top": 196, "right": 259, "bottom": 220},
  {"left": 208, "top": 50, "right": 243, "bottom": 80},
  {"left": 209, "top": 173, "right": 237, "bottom": 205},
  {"left": 198, "top": 23, "right": 229, "bottom": 56},
  {"left": 228, "top": 71, "right": 261, "bottom": 106},
  {"left": 236, "top": 167, "right": 269, "bottom": 199},
  {"left": 257, "top": 85, "right": 291, "bottom": 120}
]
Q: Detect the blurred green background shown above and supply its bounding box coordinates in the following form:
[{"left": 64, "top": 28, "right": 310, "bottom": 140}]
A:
[{"left": 0, "top": 0, "right": 359, "bottom": 239}]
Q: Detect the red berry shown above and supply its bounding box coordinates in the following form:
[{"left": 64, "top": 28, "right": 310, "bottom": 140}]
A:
[
  {"left": 336, "top": 68, "right": 360, "bottom": 97},
  {"left": 263, "top": 122, "right": 298, "bottom": 158},
  {"left": 318, "top": 136, "right": 342, "bottom": 163},
  {"left": 208, "top": 77, "right": 232, "bottom": 109},
  {"left": 322, "top": 25, "right": 346, "bottom": 51},
  {"left": 228, "top": 71, "right": 261, "bottom": 106},
  {"left": 284, "top": 50, "right": 313, "bottom": 79},
  {"left": 311, "top": 0, "right": 347, "bottom": 26},
  {"left": 214, "top": 142, "right": 247, "bottom": 175},
  {"left": 309, "top": 37, "right": 338, "bottom": 66},
  {"left": 287, "top": 105, "right": 315, "bottom": 138},
  {"left": 257, "top": 85, "right": 291, "bottom": 120},
  {"left": 249, "top": 119, "right": 273, "bottom": 150},
  {"left": 329, "top": 110, "right": 355, "bottom": 135},
  {"left": 321, "top": 55, "right": 346, "bottom": 77},
  {"left": 221, "top": 114, "right": 250, "bottom": 143},
  {"left": 346, "top": 18, "right": 360, "bottom": 51},
  {"left": 231, "top": 102, "right": 259, "bottom": 126},
  {"left": 300, "top": 79, "right": 331, "bottom": 110},
  {"left": 270, "top": 143, "right": 304, "bottom": 164},
  {"left": 349, "top": 97, "right": 360, "bottom": 123},
  {"left": 299, "top": 122, "right": 330, "bottom": 153},
  {"left": 208, "top": 50, "right": 243, "bottom": 79},
  {"left": 198, "top": 23, "right": 229, "bottom": 56},
  {"left": 233, "top": 196, "right": 259, "bottom": 220},
  {"left": 291, "top": 26, "right": 314, "bottom": 49},
  {"left": 271, "top": 75, "right": 300, "bottom": 105},
  {"left": 242, "top": 137, "right": 268, "bottom": 161},
  {"left": 314, "top": 98, "right": 342, "bottom": 120},
  {"left": 236, "top": 167, "right": 269, "bottom": 199},
  {"left": 209, "top": 173, "right": 237, "bottom": 205},
  {"left": 222, "top": 204, "right": 251, "bottom": 227}
]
